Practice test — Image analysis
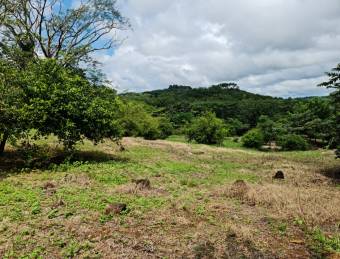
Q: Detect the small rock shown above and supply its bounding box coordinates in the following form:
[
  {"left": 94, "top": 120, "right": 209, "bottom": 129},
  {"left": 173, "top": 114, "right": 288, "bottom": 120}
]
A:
[
  {"left": 273, "top": 170, "right": 285, "bottom": 180},
  {"left": 134, "top": 179, "right": 151, "bottom": 189},
  {"left": 105, "top": 203, "right": 127, "bottom": 215}
]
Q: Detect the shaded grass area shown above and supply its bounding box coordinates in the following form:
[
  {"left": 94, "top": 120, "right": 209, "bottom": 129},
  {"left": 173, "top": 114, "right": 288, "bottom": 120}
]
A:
[{"left": 0, "top": 137, "right": 339, "bottom": 258}]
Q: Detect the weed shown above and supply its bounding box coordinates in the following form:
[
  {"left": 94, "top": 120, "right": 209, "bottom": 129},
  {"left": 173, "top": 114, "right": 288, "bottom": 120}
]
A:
[
  {"left": 310, "top": 228, "right": 340, "bottom": 257},
  {"left": 31, "top": 202, "right": 41, "bottom": 215}
]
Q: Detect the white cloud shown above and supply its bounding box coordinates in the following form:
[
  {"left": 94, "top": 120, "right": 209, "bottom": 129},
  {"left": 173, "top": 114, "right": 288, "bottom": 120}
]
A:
[{"left": 99, "top": 0, "right": 340, "bottom": 97}]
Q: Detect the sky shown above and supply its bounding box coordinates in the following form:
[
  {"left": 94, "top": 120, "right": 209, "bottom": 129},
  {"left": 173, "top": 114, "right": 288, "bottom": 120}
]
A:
[{"left": 95, "top": 0, "right": 340, "bottom": 97}]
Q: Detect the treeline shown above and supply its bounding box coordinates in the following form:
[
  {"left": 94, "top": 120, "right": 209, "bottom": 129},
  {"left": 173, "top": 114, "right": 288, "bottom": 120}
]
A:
[
  {"left": 122, "top": 83, "right": 301, "bottom": 130},
  {"left": 122, "top": 82, "right": 339, "bottom": 153}
]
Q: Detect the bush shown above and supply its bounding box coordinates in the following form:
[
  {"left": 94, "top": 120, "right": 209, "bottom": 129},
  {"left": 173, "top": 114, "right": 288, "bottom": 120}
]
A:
[
  {"left": 119, "top": 101, "right": 173, "bottom": 140},
  {"left": 226, "top": 118, "right": 250, "bottom": 136},
  {"left": 278, "top": 134, "right": 309, "bottom": 151},
  {"left": 186, "top": 112, "right": 228, "bottom": 145},
  {"left": 158, "top": 117, "right": 174, "bottom": 139},
  {"left": 242, "top": 129, "right": 264, "bottom": 149},
  {"left": 141, "top": 116, "right": 161, "bottom": 140}
]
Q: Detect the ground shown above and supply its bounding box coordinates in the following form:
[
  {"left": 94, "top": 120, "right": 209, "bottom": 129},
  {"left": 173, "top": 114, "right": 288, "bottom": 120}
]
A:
[{"left": 0, "top": 136, "right": 339, "bottom": 258}]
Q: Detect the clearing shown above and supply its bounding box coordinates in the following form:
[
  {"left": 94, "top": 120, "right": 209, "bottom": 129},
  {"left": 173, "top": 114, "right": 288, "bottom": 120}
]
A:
[{"left": 0, "top": 137, "right": 339, "bottom": 258}]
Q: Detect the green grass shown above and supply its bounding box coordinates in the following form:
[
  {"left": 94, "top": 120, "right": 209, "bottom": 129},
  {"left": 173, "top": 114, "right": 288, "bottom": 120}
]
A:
[
  {"left": 0, "top": 137, "right": 338, "bottom": 258},
  {"left": 166, "top": 135, "right": 187, "bottom": 143}
]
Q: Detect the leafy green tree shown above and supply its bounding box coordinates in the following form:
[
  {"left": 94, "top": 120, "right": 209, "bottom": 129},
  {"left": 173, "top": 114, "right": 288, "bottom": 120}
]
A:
[
  {"left": 0, "top": 0, "right": 128, "bottom": 154},
  {"left": 21, "top": 59, "right": 123, "bottom": 151},
  {"left": 319, "top": 64, "right": 340, "bottom": 157},
  {"left": 242, "top": 128, "right": 264, "bottom": 149},
  {"left": 257, "top": 115, "right": 276, "bottom": 144},
  {"left": 285, "top": 98, "right": 334, "bottom": 147},
  {"left": 226, "top": 118, "right": 249, "bottom": 136},
  {"left": 118, "top": 101, "right": 172, "bottom": 140},
  {"left": 0, "top": 60, "right": 26, "bottom": 154},
  {"left": 158, "top": 117, "right": 174, "bottom": 139},
  {"left": 186, "top": 112, "right": 228, "bottom": 145}
]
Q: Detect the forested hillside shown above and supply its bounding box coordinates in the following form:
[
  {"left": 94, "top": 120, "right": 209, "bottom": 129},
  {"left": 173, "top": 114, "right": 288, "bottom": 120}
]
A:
[{"left": 122, "top": 83, "right": 320, "bottom": 128}]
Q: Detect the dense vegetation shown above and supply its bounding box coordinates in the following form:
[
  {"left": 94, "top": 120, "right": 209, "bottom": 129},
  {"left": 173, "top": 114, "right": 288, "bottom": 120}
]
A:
[
  {"left": 122, "top": 83, "right": 298, "bottom": 129},
  {"left": 122, "top": 82, "right": 338, "bottom": 153}
]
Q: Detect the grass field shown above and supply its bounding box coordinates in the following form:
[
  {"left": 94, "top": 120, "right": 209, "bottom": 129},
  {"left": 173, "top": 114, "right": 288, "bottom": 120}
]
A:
[{"left": 0, "top": 136, "right": 339, "bottom": 258}]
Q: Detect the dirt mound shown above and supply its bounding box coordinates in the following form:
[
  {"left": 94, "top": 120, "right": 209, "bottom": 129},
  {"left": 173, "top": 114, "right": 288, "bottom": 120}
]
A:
[
  {"left": 105, "top": 203, "right": 127, "bottom": 215},
  {"left": 229, "top": 180, "right": 249, "bottom": 198},
  {"left": 133, "top": 178, "right": 151, "bottom": 189},
  {"left": 273, "top": 170, "right": 285, "bottom": 180}
]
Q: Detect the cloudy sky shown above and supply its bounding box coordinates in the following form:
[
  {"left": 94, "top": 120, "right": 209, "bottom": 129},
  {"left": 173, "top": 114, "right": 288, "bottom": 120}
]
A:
[{"left": 97, "top": 0, "right": 340, "bottom": 97}]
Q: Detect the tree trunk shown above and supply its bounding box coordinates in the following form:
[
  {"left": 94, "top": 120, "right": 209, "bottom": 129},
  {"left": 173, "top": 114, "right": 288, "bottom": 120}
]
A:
[{"left": 0, "top": 132, "right": 9, "bottom": 155}]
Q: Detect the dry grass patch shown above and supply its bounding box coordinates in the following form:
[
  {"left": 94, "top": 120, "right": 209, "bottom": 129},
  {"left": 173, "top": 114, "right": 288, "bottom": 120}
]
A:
[{"left": 223, "top": 181, "right": 340, "bottom": 228}]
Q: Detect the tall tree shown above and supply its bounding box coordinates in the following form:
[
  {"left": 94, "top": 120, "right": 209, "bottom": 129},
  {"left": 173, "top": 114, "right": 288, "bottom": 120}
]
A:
[
  {"left": 319, "top": 64, "right": 340, "bottom": 157},
  {"left": 0, "top": 0, "right": 129, "bottom": 67},
  {"left": 0, "top": 0, "right": 129, "bottom": 154}
]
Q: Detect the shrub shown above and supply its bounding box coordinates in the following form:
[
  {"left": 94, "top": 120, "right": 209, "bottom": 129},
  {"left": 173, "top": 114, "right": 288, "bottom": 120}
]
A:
[
  {"left": 186, "top": 112, "right": 228, "bottom": 145},
  {"left": 278, "top": 134, "right": 309, "bottom": 151},
  {"left": 119, "top": 101, "right": 172, "bottom": 140},
  {"left": 226, "top": 118, "right": 250, "bottom": 136},
  {"left": 158, "top": 117, "right": 174, "bottom": 139},
  {"left": 141, "top": 117, "right": 162, "bottom": 140},
  {"left": 242, "top": 129, "right": 264, "bottom": 149}
]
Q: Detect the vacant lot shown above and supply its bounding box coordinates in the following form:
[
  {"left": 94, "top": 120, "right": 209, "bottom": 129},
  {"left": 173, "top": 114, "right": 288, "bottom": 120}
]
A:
[{"left": 0, "top": 137, "right": 339, "bottom": 258}]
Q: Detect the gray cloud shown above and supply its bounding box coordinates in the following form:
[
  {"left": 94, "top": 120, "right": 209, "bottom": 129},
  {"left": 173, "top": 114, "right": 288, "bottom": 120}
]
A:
[{"left": 99, "top": 0, "right": 340, "bottom": 97}]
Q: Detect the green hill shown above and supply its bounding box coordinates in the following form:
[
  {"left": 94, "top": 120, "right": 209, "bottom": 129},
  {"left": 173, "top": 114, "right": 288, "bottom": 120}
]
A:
[{"left": 121, "top": 83, "right": 301, "bottom": 128}]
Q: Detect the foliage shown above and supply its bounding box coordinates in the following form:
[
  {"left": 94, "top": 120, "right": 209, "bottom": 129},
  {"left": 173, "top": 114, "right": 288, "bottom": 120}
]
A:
[
  {"left": 318, "top": 63, "right": 340, "bottom": 158},
  {"left": 118, "top": 101, "right": 173, "bottom": 140},
  {"left": 257, "top": 115, "right": 276, "bottom": 144},
  {"left": 311, "top": 228, "right": 340, "bottom": 256},
  {"left": 0, "top": 0, "right": 128, "bottom": 154},
  {"left": 18, "top": 59, "right": 122, "bottom": 151},
  {"left": 277, "top": 134, "right": 309, "bottom": 151},
  {"left": 0, "top": 60, "right": 27, "bottom": 154},
  {"left": 122, "top": 84, "right": 298, "bottom": 130},
  {"left": 0, "top": 0, "right": 129, "bottom": 68},
  {"left": 241, "top": 129, "right": 264, "bottom": 149},
  {"left": 286, "top": 98, "right": 335, "bottom": 147},
  {"left": 186, "top": 112, "right": 228, "bottom": 145},
  {"left": 226, "top": 118, "right": 249, "bottom": 136},
  {"left": 0, "top": 59, "right": 124, "bottom": 153},
  {"left": 158, "top": 117, "right": 174, "bottom": 139}
]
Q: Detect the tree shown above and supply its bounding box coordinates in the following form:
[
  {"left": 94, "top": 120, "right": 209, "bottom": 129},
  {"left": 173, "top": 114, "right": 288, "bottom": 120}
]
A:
[
  {"left": 0, "top": 0, "right": 129, "bottom": 68},
  {"left": 118, "top": 101, "right": 173, "bottom": 140},
  {"left": 318, "top": 64, "right": 340, "bottom": 157},
  {"left": 241, "top": 128, "right": 264, "bottom": 149},
  {"left": 277, "top": 134, "right": 309, "bottom": 151},
  {"left": 0, "top": 60, "right": 26, "bottom": 154},
  {"left": 20, "top": 59, "right": 123, "bottom": 151},
  {"left": 0, "top": 0, "right": 128, "bottom": 154},
  {"left": 186, "top": 112, "right": 228, "bottom": 145},
  {"left": 226, "top": 118, "right": 249, "bottom": 136},
  {"left": 257, "top": 115, "right": 276, "bottom": 145}
]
